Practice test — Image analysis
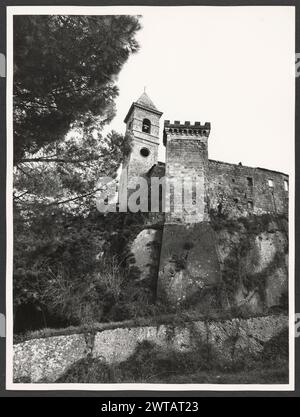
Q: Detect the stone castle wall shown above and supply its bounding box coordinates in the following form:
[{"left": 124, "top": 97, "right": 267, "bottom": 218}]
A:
[
  {"left": 122, "top": 106, "right": 289, "bottom": 311},
  {"left": 146, "top": 159, "right": 288, "bottom": 219},
  {"left": 208, "top": 160, "right": 289, "bottom": 218},
  {"left": 144, "top": 121, "right": 289, "bottom": 308},
  {"left": 165, "top": 139, "right": 208, "bottom": 223},
  {"left": 162, "top": 121, "right": 287, "bottom": 221},
  {"left": 163, "top": 121, "right": 211, "bottom": 223}
]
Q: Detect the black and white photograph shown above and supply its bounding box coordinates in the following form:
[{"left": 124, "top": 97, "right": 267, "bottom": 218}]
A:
[{"left": 6, "top": 5, "right": 295, "bottom": 390}]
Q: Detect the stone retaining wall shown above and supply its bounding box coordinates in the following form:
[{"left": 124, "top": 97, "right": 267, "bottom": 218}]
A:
[{"left": 13, "top": 315, "right": 288, "bottom": 383}]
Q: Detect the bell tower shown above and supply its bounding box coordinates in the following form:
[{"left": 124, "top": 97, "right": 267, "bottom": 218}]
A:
[{"left": 123, "top": 92, "right": 163, "bottom": 184}]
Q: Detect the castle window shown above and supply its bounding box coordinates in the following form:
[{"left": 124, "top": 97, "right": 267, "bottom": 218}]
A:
[
  {"left": 128, "top": 120, "right": 133, "bottom": 130},
  {"left": 142, "top": 118, "right": 151, "bottom": 134},
  {"left": 232, "top": 178, "right": 235, "bottom": 183},
  {"left": 140, "top": 147, "right": 150, "bottom": 158},
  {"left": 268, "top": 179, "right": 274, "bottom": 188},
  {"left": 247, "top": 200, "right": 254, "bottom": 210},
  {"left": 247, "top": 177, "right": 253, "bottom": 187},
  {"left": 284, "top": 180, "right": 289, "bottom": 191}
]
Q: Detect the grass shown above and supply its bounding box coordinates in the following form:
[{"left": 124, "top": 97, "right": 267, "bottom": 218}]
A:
[
  {"left": 161, "top": 368, "right": 288, "bottom": 384},
  {"left": 14, "top": 309, "right": 283, "bottom": 344}
]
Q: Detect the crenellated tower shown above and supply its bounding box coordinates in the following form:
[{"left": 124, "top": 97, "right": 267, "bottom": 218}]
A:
[
  {"left": 163, "top": 120, "right": 211, "bottom": 223},
  {"left": 157, "top": 119, "right": 221, "bottom": 305}
]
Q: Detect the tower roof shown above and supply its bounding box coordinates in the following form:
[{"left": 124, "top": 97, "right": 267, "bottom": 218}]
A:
[
  {"left": 124, "top": 91, "right": 163, "bottom": 123},
  {"left": 136, "top": 92, "right": 158, "bottom": 111}
]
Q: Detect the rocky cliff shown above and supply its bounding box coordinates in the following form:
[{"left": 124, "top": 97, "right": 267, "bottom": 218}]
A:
[{"left": 129, "top": 213, "right": 288, "bottom": 315}]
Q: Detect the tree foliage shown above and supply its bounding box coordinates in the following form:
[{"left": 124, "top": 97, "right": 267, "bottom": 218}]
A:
[{"left": 14, "top": 15, "right": 140, "bottom": 163}]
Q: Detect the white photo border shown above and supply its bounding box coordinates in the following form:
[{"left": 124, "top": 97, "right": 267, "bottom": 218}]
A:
[{"left": 6, "top": 5, "right": 296, "bottom": 392}]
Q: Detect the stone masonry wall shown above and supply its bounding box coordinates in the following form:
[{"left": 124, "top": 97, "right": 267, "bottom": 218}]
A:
[
  {"left": 129, "top": 106, "right": 161, "bottom": 139},
  {"left": 124, "top": 105, "right": 162, "bottom": 186},
  {"left": 208, "top": 160, "right": 289, "bottom": 218},
  {"left": 122, "top": 138, "right": 159, "bottom": 188},
  {"left": 163, "top": 121, "right": 210, "bottom": 224},
  {"left": 165, "top": 138, "right": 209, "bottom": 223},
  {"left": 13, "top": 315, "right": 288, "bottom": 383},
  {"left": 146, "top": 160, "right": 288, "bottom": 219}
]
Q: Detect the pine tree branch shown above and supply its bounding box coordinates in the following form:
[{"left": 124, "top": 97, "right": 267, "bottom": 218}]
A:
[
  {"left": 48, "top": 188, "right": 102, "bottom": 206},
  {"left": 19, "top": 157, "right": 100, "bottom": 164}
]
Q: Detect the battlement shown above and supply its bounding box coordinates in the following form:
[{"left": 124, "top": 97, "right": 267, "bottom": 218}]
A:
[{"left": 163, "top": 120, "right": 211, "bottom": 145}]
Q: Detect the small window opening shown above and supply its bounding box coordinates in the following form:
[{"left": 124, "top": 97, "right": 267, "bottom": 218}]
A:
[
  {"left": 234, "top": 198, "right": 239, "bottom": 204},
  {"left": 142, "top": 118, "right": 151, "bottom": 134},
  {"left": 247, "top": 177, "right": 253, "bottom": 187},
  {"left": 284, "top": 180, "right": 289, "bottom": 192},
  {"left": 192, "top": 184, "right": 197, "bottom": 206},
  {"left": 268, "top": 179, "right": 274, "bottom": 188},
  {"left": 128, "top": 120, "right": 133, "bottom": 130},
  {"left": 170, "top": 183, "right": 175, "bottom": 214},
  {"left": 140, "top": 147, "right": 150, "bottom": 158},
  {"left": 247, "top": 200, "right": 254, "bottom": 210},
  {"left": 232, "top": 178, "right": 235, "bottom": 183}
]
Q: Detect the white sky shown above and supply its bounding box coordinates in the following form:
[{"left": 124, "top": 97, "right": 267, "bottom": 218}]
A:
[{"left": 106, "top": 7, "right": 295, "bottom": 175}]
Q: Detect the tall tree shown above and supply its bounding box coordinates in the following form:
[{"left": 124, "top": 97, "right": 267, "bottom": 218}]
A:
[{"left": 13, "top": 15, "right": 140, "bottom": 331}]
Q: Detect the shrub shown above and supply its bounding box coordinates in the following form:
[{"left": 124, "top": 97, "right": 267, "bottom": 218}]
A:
[
  {"left": 57, "top": 339, "right": 218, "bottom": 383},
  {"left": 260, "top": 328, "right": 289, "bottom": 367},
  {"left": 56, "top": 357, "right": 113, "bottom": 383}
]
